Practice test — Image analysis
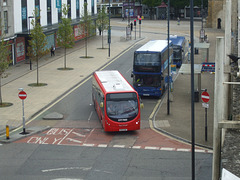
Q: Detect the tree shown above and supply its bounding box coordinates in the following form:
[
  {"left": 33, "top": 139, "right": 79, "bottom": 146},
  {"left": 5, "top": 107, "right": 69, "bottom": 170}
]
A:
[
  {"left": 57, "top": 4, "right": 75, "bottom": 69},
  {"left": 0, "top": 20, "right": 11, "bottom": 105},
  {"left": 80, "top": 2, "right": 95, "bottom": 58},
  {"left": 27, "top": 9, "right": 48, "bottom": 86},
  {"left": 96, "top": 6, "right": 109, "bottom": 49},
  {"left": 142, "top": 0, "right": 161, "bottom": 19}
]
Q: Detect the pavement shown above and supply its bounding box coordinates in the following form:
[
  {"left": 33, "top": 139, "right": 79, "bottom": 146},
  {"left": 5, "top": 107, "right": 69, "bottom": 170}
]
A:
[{"left": 0, "top": 19, "right": 224, "bottom": 149}]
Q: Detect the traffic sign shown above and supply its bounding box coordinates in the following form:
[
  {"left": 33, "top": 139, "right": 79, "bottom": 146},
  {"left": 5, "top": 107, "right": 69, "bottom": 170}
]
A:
[
  {"left": 202, "top": 103, "right": 209, "bottom": 108},
  {"left": 18, "top": 91, "right": 27, "bottom": 100},
  {"left": 201, "top": 91, "right": 209, "bottom": 103}
]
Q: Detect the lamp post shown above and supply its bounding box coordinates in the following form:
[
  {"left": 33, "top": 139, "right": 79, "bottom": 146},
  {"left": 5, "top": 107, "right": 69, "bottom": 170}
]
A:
[
  {"left": 108, "top": 0, "right": 111, "bottom": 57},
  {"left": 28, "top": 16, "right": 34, "bottom": 70},
  {"left": 167, "top": 0, "right": 170, "bottom": 115}
]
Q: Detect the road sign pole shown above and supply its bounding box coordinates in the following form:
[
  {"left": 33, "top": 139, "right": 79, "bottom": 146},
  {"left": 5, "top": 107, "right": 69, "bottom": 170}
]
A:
[
  {"left": 21, "top": 99, "right": 26, "bottom": 134},
  {"left": 205, "top": 107, "right": 207, "bottom": 141},
  {"left": 18, "top": 89, "right": 28, "bottom": 134}
]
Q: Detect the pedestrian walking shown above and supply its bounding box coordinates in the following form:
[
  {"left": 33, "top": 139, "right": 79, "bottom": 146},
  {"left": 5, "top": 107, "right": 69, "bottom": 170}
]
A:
[
  {"left": 130, "top": 22, "right": 133, "bottom": 31},
  {"left": 51, "top": 45, "right": 55, "bottom": 56},
  {"left": 177, "top": 17, "right": 180, "bottom": 25},
  {"left": 98, "top": 26, "right": 102, "bottom": 35}
]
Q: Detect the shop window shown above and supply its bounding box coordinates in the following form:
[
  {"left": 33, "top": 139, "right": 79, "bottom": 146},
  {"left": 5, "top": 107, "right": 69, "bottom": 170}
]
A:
[{"left": 4, "top": 11, "right": 8, "bottom": 33}]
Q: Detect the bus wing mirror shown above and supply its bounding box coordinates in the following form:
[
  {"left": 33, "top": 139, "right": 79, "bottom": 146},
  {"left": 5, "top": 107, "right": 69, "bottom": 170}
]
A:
[
  {"left": 100, "top": 102, "right": 104, "bottom": 108},
  {"left": 139, "top": 97, "right": 144, "bottom": 108}
]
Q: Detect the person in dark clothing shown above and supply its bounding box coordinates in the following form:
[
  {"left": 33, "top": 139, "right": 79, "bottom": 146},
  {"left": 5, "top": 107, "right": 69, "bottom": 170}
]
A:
[
  {"left": 98, "top": 26, "right": 102, "bottom": 35},
  {"left": 217, "top": 18, "right": 221, "bottom": 29},
  {"left": 51, "top": 45, "right": 55, "bottom": 56},
  {"left": 130, "top": 22, "right": 133, "bottom": 31}
]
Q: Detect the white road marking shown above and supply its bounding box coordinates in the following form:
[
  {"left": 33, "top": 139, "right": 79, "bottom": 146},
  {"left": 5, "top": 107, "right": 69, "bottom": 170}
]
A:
[
  {"left": 145, "top": 146, "right": 159, "bottom": 150},
  {"left": 82, "top": 143, "right": 94, "bottom": 147},
  {"left": 42, "top": 166, "right": 92, "bottom": 173},
  {"left": 98, "top": 144, "right": 108, "bottom": 148},
  {"left": 113, "top": 145, "right": 125, "bottom": 148},
  {"left": 160, "top": 147, "right": 175, "bottom": 151},
  {"left": 195, "top": 149, "right": 206, "bottom": 153},
  {"left": 88, "top": 111, "right": 93, "bottom": 121},
  {"left": 66, "top": 138, "right": 82, "bottom": 144},
  {"left": 72, "top": 131, "right": 86, "bottom": 137},
  {"left": 177, "top": 148, "right": 190, "bottom": 152}
]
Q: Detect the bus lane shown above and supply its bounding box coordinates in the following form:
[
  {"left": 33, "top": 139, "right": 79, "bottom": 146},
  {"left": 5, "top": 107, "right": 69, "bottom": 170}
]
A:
[{"left": 15, "top": 127, "right": 211, "bottom": 153}]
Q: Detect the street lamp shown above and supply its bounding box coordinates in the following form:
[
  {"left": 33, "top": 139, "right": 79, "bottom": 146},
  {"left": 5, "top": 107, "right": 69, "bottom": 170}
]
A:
[
  {"left": 108, "top": 0, "right": 111, "bottom": 57},
  {"left": 28, "top": 16, "right": 34, "bottom": 70}
]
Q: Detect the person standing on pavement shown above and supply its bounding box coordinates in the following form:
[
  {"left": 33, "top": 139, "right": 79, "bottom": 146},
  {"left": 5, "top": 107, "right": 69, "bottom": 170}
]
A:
[
  {"left": 130, "top": 22, "right": 133, "bottom": 31},
  {"left": 51, "top": 45, "right": 55, "bottom": 56}
]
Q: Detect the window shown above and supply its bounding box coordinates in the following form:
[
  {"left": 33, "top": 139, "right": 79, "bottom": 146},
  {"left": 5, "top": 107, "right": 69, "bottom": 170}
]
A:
[
  {"left": 58, "top": 8, "right": 62, "bottom": 23},
  {"left": 76, "top": 0, "right": 80, "bottom": 18},
  {"left": 35, "top": 0, "right": 40, "bottom": 24},
  {"left": 91, "top": 0, "right": 95, "bottom": 14},
  {"left": 67, "top": 0, "right": 71, "bottom": 19},
  {"left": 21, "top": 0, "right": 27, "bottom": 32},
  {"left": 47, "top": 0, "right": 52, "bottom": 25},
  {"left": 4, "top": 11, "right": 8, "bottom": 33}
]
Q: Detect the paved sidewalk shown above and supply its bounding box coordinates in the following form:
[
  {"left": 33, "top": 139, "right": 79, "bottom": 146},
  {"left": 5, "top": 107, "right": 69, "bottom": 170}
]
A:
[{"left": 0, "top": 19, "right": 224, "bottom": 148}]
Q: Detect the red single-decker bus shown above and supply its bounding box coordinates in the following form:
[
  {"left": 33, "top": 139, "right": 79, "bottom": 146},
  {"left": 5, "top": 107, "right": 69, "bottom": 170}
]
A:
[{"left": 92, "top": 70, "right": 143, "bottom": 132}]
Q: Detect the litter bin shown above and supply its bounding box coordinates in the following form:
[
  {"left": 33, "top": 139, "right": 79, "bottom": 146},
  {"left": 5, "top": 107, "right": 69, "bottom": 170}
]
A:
[
  {"left": 194, "top": 91, "right": 199, "bottom": 102},
  {"left": 195, "top": 48, "right": 199, "bottom": 54}
]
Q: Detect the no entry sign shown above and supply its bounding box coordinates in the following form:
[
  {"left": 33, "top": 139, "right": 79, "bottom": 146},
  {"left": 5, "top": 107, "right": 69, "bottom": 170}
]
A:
[
  {"left": 18, "top": 91, "right": 27, "bottom": 100},
  {"left": 201, "top": 91, "right": 209, "bottom": 103}
]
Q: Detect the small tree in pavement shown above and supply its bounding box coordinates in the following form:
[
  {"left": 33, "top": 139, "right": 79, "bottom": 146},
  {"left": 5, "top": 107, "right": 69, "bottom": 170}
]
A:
[
  {"left": 96, "top": 6, "right": 109, "bottom": 49},
  {"left": 80, "top": 2, "right": 95, "bottom": 58},
  {"left": 0, "top": 19, "right": 11, "bottom": 105},
  {"left": 27, "top": 9, "right": 48, "bottom": 86},
  {"left": 57, "top": 4, "right": 75, "bottom": 69}
]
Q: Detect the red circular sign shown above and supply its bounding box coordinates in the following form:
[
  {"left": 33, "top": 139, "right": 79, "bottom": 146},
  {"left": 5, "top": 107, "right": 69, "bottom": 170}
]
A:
[
  {"left": 201, "top": 91, "right": 209, "bottom": 103},
  {"left": 18, "top": 91, "right": 27, "bottom": 100}
]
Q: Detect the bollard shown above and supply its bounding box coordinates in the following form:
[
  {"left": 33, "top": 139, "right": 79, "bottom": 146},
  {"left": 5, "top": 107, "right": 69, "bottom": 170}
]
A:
[{"left": 6, "top": 125, "right": 9, "bottom": 139}]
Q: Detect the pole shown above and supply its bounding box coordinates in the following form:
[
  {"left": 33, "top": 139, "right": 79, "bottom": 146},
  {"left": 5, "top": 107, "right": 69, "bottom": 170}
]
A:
[
  {"left": 190, "top": 0, "right": 195, "bottom": 179},
  {"left": 205, "top": 107, "right": 208, "bottom": 141},
  {"left": 108, "top": 0, "right": 111, "bottom": 57},
  {"left": 6, "top": 125, "right": 9, "bottom": 140},
  {"left": 22, "top": 99, "right": 26, "bottom": 134},
  {"left": 139, "top": 23, "right": 141, "bottom": 38},
  {"left": 135, "top": 24, "right": 136, "bottom": 40},
  {"left": 167, "top": 0, "right": 170, "bottom": 115},
  {"left": 212, "top": 37, "right": 224, "bottom": 180},
  {"left": 201, "top": 0, "right": 203, "bottom": 30},
  {"left": 28, "top": 16, "right": 33, "bottom": 70}
]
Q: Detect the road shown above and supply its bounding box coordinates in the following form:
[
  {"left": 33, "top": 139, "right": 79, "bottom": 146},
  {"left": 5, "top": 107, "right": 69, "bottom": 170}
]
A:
[{"left": 0, "top": 23, "right": 212, "bottom": 179}]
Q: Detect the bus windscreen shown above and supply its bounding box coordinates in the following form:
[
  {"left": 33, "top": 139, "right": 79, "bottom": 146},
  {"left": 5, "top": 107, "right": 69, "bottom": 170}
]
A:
[
  {"left": 134, "top": 53, "right": 160, "bottom": 66},
  {"left": 106, "top": 93, "right": 138, "bottom": 122},
  {"left": 173, "top": 46, "right": 182, "bottom": 60}
]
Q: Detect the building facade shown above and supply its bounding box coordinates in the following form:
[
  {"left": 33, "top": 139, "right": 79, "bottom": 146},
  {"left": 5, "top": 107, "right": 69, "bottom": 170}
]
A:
[{"left": 0, "top": 0, "right": 97, "bottom": 65}]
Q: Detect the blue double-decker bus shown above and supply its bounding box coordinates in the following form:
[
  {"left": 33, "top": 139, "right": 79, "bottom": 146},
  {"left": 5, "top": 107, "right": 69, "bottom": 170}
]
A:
[
  {"left": 167, "top": 35, "right": 187, "bottom": 68},
  {"left": 132, "top": 40, "right": 173, "bottom": 98}
]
